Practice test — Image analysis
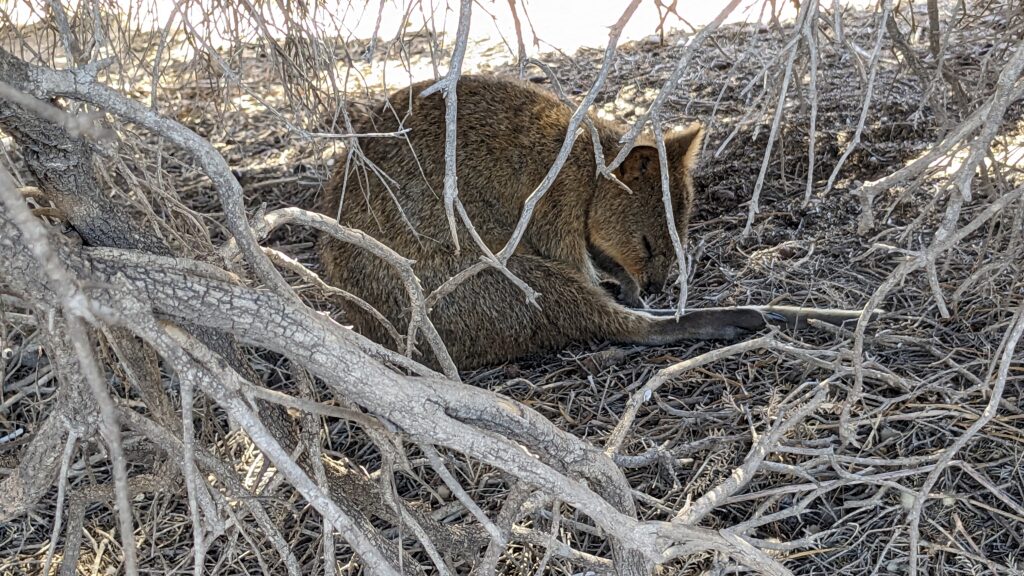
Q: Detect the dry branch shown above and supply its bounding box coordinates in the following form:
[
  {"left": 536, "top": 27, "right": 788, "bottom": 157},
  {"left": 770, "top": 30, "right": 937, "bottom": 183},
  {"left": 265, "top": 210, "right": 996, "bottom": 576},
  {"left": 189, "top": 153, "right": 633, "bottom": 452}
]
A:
[
  {"left": 222, "top": 206, "right": 457, "bottom": 378},
  {"left": 0, "top": 164, "right": 140, "bottom": 573},
  {"left": 420, "top": 0, "right": 472, "bottom": 254}
]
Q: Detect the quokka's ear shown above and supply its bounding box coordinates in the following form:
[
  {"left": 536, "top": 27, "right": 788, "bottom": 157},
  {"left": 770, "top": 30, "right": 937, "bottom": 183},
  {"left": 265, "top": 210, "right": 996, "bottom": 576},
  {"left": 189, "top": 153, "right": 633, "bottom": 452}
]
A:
[
  {"left": 615, "top": 145, "right": 659, "bottom": 185},
  {"left": 666, "top": 121, "right": 705, "bottom": 172}
]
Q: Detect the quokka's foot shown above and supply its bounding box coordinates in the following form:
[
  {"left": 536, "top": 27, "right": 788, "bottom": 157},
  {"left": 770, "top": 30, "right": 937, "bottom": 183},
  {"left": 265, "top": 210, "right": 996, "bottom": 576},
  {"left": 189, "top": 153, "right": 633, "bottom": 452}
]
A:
[
  {"left": 637, "top": 305, "right": 878, "bottom": 342},
  {"left": 642, "top": 307, "right": 772, "bottom": 343}
]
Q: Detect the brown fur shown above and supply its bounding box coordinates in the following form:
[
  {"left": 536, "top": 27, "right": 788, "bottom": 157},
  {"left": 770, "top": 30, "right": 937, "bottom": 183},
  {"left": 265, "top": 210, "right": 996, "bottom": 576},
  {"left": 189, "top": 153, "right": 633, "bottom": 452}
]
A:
[{"left": 318, "top": 75, "right": 809, "bottom": 370}]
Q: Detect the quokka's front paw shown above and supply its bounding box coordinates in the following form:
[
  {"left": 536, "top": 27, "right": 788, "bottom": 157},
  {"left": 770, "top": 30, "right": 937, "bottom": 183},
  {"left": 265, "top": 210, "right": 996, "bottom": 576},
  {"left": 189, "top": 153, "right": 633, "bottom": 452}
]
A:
[
  {"left": 600, "top": 279, "right": 643, "bottom": 308},
  {"left": 599, "top": 279, "right": 620, "bottom": 296}
]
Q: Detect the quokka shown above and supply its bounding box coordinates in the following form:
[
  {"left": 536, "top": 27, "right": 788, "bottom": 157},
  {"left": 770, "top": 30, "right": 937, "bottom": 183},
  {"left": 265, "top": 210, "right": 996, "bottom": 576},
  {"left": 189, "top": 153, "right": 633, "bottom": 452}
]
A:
[{"left": 319, "top": 75, "right": 863, "bottom": 369}]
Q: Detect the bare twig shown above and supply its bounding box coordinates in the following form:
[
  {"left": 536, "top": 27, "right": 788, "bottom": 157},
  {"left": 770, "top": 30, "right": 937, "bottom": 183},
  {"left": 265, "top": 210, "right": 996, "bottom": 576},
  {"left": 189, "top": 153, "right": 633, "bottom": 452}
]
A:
[
  {"left": 743, "top": 0, "right": 811, "bottom": 236},
  {"left": 262, "top": 247, "right": 403, "bottom": 348},
  {"left": 675, "top": 381, "right": 829, "bottom": 525},
  {"left": 823, "top": 0, "right": 892, "bottom": 197},
  {"left": 294, "top": 367, "right": 339, "bottom": 576},
  {"left": 606, "top": 0, "right": 743, "bottom": 173},
  {"left": 652, "top": 114, "right": 691, "bottom": 313},
  {"left": 421, "top": 444, "right": 504, "bottom": 546},
  {"left": 495, "top": 0, "right": 643, "bottom": 264},
  {"left": 39, "top": 431, "right": 78, "bottom": 576},
  {"left": 802, "top": 3, "right": 820, "bottom": 207},
  {"left": 606, "top": 336, "right": 775, "bottom": 456},
  {"left": 419, "top": 0, "right": 472, "bottom": 254}
]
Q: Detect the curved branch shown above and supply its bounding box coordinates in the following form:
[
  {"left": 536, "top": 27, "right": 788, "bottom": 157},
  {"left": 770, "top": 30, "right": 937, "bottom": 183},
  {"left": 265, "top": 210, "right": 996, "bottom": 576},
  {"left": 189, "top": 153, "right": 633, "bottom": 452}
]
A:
[{"left": 0, "top": 45, "right": 294, "bottom": 301}]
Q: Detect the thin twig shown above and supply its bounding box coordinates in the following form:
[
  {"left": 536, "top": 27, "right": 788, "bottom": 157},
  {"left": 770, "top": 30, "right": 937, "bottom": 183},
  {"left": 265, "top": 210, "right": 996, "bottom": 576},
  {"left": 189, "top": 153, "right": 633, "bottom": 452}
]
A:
[
  {"left": 822, "top": 0, "right": 892, "bottom": 196},
  {"left": 419, "top": 0, "right": 472, "bottom": 254},
  {"left": 743, "top": 0, "right": 810, "bottom": 236}
]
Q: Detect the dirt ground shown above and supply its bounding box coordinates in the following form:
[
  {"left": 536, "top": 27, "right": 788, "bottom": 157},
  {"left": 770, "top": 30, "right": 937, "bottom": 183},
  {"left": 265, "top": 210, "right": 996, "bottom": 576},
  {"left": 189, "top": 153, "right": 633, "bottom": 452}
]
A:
[{"left": 2, "top": 1, "right": 1023, "bottom": 575}]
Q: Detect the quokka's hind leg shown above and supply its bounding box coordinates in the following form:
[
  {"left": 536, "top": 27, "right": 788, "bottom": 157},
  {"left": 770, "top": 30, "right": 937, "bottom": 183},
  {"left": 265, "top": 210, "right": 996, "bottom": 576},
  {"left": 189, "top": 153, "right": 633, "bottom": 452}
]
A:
[
  {"left": 425, "top": 256, "right": 776, "bottom": 369},
  {"left": 639, "top": 305, "right": 872, "bottom": 330}
]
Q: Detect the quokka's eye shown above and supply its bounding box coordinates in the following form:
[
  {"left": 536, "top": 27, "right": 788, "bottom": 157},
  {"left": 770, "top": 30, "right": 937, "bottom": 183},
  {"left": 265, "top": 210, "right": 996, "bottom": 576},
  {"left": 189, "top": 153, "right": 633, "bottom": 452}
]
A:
[{"left": 641, "top": 235, "right": 653, "bottom": 259}]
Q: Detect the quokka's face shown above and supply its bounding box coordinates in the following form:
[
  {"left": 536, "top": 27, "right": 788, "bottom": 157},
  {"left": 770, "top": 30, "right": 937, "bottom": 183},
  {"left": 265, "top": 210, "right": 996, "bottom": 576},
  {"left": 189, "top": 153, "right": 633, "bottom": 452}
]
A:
[
  {"left": 590, "top": 123, "right": 705, "bottom": 297},
  {"left": 589, "top": 171, "right": 692, "bottom": 294}
]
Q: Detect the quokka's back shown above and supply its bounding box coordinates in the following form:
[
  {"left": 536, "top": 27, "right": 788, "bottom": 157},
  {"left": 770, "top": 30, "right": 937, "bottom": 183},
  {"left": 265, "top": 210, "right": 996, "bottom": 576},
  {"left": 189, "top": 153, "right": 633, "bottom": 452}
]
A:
[{"left": 322, "top": 75, "right": 638, "bottom": 258}]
